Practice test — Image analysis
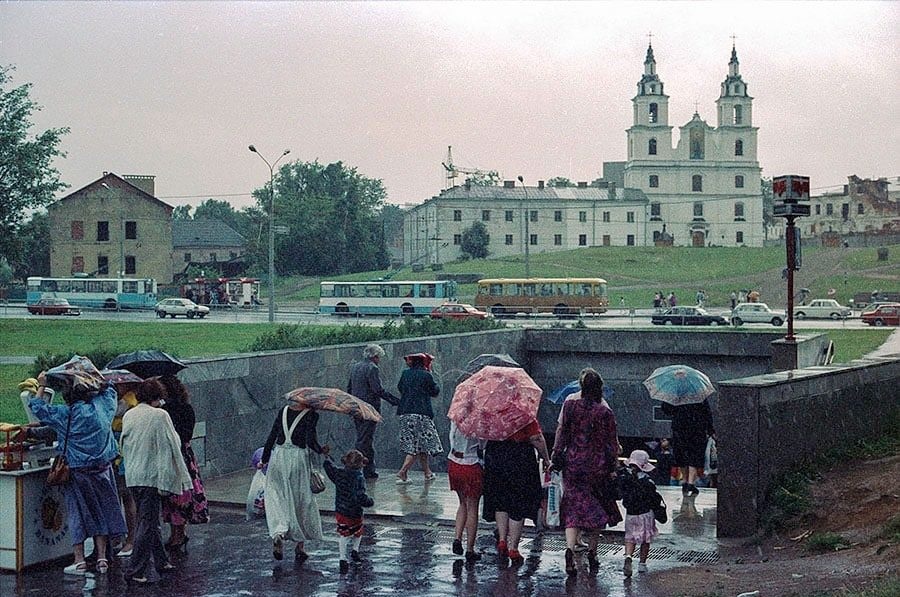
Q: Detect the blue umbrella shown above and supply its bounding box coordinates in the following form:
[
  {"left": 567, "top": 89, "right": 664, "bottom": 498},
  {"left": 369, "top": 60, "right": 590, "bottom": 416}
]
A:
[
  {"left": 546, "top": 380, "right": 613, "bottom": 404},
  {"left": 642, "top": 365, "right": 714, "bottom": 406}
]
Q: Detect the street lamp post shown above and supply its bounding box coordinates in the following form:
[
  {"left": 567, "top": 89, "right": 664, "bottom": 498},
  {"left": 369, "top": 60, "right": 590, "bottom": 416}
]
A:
[
  {"left": 249, "top": 145, "right": 291, "bottom": 323},
  {"left": 518, "top": 176, "right": 530, "bottom": 278}
]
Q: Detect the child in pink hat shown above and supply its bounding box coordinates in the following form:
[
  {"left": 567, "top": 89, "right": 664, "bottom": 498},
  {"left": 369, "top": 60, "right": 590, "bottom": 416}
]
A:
[{"left": 619, "top": 449, "right": 660, "bottom": 576}]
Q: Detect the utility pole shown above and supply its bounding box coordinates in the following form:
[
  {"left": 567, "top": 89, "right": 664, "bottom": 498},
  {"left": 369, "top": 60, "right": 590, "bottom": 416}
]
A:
[{"left": 518, "top": 176, "right": 530, "bottom": 278}]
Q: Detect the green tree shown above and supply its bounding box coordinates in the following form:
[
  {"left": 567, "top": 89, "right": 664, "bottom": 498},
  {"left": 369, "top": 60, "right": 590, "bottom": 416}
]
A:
[
  {"left": 12, "top": 211, "right": 50, "bottom": 279},
  {"left": 172, "top": 205, "right": 192, "bottom": 220},
  {"left": 465, "top": 170, "right": 501, "bottom": 186},
  {"left": 194, "top": 199, "right": 245, "bottom": 232},
  {"left": 547, "top": 176, "right": 574, "bottom": 188},
  {"left": 255, "top": 160, "right": 389, "bottom": 276},
  {"left": 0, "top": 65, "right": 69, "bottom": 264},
  {"left": 460, "top": 221, "right": 489, "bottom": 259}
]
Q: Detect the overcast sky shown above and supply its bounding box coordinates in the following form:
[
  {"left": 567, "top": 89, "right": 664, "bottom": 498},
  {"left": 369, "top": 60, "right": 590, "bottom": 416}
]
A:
[{"left": 2, "top": 1, "right": 898, "bottom": 210}]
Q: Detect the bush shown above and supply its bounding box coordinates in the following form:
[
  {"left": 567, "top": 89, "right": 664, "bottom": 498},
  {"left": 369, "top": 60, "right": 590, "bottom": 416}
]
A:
[{"left": 804, "top": 531, "right": 849, "bottom": 553}]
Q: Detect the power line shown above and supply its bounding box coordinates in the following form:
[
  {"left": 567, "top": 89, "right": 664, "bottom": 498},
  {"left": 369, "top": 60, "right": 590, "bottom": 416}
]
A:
[{"left": 157, "top": 192, "right": 254, "bottom": 200}]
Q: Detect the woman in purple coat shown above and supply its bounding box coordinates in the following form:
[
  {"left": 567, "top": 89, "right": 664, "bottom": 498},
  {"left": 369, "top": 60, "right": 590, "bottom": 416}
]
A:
[{"left": 552, "top": 368, "right": 620, "bottom": 577}]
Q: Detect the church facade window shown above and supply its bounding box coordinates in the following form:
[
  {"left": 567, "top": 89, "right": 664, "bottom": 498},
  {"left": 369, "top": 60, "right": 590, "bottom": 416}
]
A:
[
  {"left": 648, "top": 138, "right": 657, "bottom": 155},
  {"left": 693, "top": 202, "right": 704, "bottom": 218},
  {"left": 690, "top": 128, "right": 705, "bottom": 159},
  {"left": 735, "top": 139, "right": 743, "bottom": 156},
  {"left": 734, "top": 202, "right": 745, "bottom": 220},
  {"left": 692, "top": 175, "right": 703, "bottom": 192},
  {"left": 735, "top": 175, "right": 744, "bottom": 188},
  {"left": 649, "top": 175, "right": 659, "bottom": 188},
  {"left": 733, "top": 105, "right": 742, "bottom": 125},
  {"left": 649, "top": 103, "right": 658, "bottom": 123}
]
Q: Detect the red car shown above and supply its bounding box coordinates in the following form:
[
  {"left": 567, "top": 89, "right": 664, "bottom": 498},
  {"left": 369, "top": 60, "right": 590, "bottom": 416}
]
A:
[
  {"left": 27, "top": 298, "right": 81, "bottom": 316},
  {"left": 861, "top": 303, "right": 900, "bottom": 326},
  {"left": 430, "top": 303, "right": 490, "bottom": 320}
]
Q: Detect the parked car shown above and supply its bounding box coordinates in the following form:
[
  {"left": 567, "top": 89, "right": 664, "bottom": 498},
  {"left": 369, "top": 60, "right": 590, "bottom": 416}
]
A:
[
  {"left": 155, "top": 298, "right": 210, "bottom": 319},
  {"left": 27, "top": 297, "right": 81, "bottom": 316},
  {"left": 731, "top": 302, "right": 785, "bottom": 326},
  {"left": 430, "top": 302, "right": 491, "bottom": 320},
  {"left": 651, "top": 306, "right": 728, "bottom": 326},
  {"left": 860, "top": 303, "right": 900, "bottom": 327},
  {"left": 793, "top": 299, "right": 852, "bottom": 320}
]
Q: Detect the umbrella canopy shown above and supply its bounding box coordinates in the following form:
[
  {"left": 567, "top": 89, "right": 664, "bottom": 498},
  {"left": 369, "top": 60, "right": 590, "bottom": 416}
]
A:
[
  {"left": 642, "top": 365, "right": 715, "bottom": 406},
  {"left": 448, "top": 365, "right": 542, "bottom": 441},
  {"left": 105, "top": 350, "right": 187, "bottom": 379},
  {"left": 546, "top": 380, "right": 614, "bottom": 404},
  {"left": 100, "top": 369, "right": 144, "bottom": 391},
  {"left": 284, "top": 387, "right": 382, "bottom": 422},
  {"left": 46, "top": 355, "right": 105, "bottom": 395},
  {"left": 457, "top": 353, "right": 521, "bottom": 383}
]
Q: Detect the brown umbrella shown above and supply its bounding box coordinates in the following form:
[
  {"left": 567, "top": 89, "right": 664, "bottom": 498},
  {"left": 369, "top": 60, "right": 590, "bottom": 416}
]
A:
[
  {"left": 284, "top": 387, "right": 382, "bottom": 422},
  {"left": 448, "top": 365, "right": 542, "bottom": 441}
]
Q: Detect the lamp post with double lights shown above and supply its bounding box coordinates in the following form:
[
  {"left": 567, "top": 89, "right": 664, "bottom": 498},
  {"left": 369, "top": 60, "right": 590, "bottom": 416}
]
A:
[
  {"left": 248, "top": 145, "right": 291, "bottom": 323},
  {"left": 517, "top": 176, "right": 530, "bottom": 278}
]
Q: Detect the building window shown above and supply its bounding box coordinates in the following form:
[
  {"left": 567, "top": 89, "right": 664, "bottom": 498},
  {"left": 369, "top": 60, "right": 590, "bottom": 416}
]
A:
[
  {"left": 602, "top": 211, "right": 610, "bottom": 223},
  {"left": 230, "top": 251, "right": 238, "bottom": 259},
  {"left": 734, "top": 202, "right": 745, "bottom": 220},
  {"left": 857, "top": 203, "right": 864, "bottom": 215},
  {"left": 841, "top": 203, "right": 850, "bottom": 220},
  {"left": 210, "top": 252, "right": 217, "bottom": 262},
  {"left": 578, "top": 234, "right": 587, "bottom": 246},
  {"left": 736, "top": 231, "right": 744, "bottom": 244},
  {"left": 505, "top": 234, "right": 513, "bottom": 245},
  {"left": 71, "top": 221, "right": 84, "bottom": 240},
  {"left": 125, "top": 221, "right": 137, "bottom": 239},
  {"left": 733, "top": 105, "right": 743, "bottom": 125},
  {"left": 815, "top": 204, "right": 821, "bottom": 215},
  {"left": 97, "top": 221, "right": 109, "bottom": 241},
  {"left": 554, "top": 234, "right": 562, "bottom": 246},
  {"left": 97, "top": 255, "right": 108, "bottom": 275},
  {"left": 826, "top": 203, "right": 833, "bottom": 216},
  {"left": 554, "top": 210, "right": 562, "bottom": 222},
  {"left": 626, "top": 235, "right": 635, "bottom": 246},
  {"left": 648, "top": 138, "right": 657, "bottom": 155},
  {"left": 184, "top": 253, "right": 192, "bottom": 263},
  {"left": 72, "top": 255, "right": 84, "bottom": 273},
  {"left": 693, "top": 202, "right": 704, "bottom": 218},
  {"left": 529, "top": 210, "right": 538, "bottom": 223},
  {"left": 627, "top": 211, "right": 635, "bottom": 223},
  {"left": 649, "top": 102, "right": 658, "bottom": 123},
  {"left": 505, "top": 210, "right": 513, "bottom": 222},
  {"left": 735, "top": 175, "right": 744, "bottom": 188},
  {"left": 124, "top": 256, "right": 136, "bottom": 275},
  {"left": 485, "top": 234, "right": 490, "bottom": 244},
  {"left": 578, "top": 211, "right": 587, "bottom": 223},
  {"left": 692, "top": 175, "right": 703, "bottom": 192},
  {"left": 735, "top": 139, "right": 744, "bottom": 156},
  {"left": 482, "top": 210, "right": 490, "bottom": 222},
  {"left": 453, "top": 210, "right": 462, "bottom": 222},
  {"left": 453, "top": 234, "right": 461, "bottom": 245},
  {"left": 529, "top": 234, "right": 537, "bottom": 246},
  {"left": 649, "top": 175, "right": 659, "bottom": 188},
  {"left": 650, "top": 202, "right": 661, "bottom": 218},
  {"left": 602, "top": 235, "right": 610, "bottom": 246}
]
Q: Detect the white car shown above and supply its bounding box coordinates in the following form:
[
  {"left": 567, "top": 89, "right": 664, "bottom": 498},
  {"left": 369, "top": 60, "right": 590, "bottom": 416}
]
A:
[
  {"left": 793, "top": 299, "right": 852, "bottom": 320},
  {"left": 155, "top": 298, "right": 210, "bottom": 319},
  {"left": 731, "top": 302, "right": 785, "bottom": 326}
]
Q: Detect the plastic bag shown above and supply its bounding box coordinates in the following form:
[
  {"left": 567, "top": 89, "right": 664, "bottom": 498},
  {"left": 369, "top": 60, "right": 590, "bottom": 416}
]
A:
[
  {"left": 46, "top": 355, "right": 105, "bottom": 396},
  {"left": 246, "top": 469, "right": 266, "bottom": 520},
  {"left": 545, "top": 469, "right": 563, "bottom": 528}
]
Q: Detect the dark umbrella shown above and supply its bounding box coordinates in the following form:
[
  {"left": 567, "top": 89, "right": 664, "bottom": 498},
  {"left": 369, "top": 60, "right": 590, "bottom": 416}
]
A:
[
  {"left": 457, "top": 353, "right": 520, "bottom": 383},
  {"left": 105, "top": 350, "right": 187, "bottom": 379}
]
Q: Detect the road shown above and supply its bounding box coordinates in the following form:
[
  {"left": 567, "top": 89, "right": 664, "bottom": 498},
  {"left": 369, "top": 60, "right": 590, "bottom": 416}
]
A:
[{"left": 0, "top": 302, "right": 880, "bottom": 330}]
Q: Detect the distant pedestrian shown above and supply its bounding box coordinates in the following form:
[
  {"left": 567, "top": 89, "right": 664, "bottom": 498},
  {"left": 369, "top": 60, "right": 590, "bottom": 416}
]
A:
[
  {"left": 324, "top": 450, "right": 374, "bottom": 574},
  {"left": 347, "top": 344, "right": 399, "bottom": 480},
  {"left": 668, "top": 292, "right": 677, "bottom": 308},
  {"left": 652, "top": 292, "right": 661, "bottom": 309},
  {"left": 730, "top": 291, "right": 737, "bottom": 310},
  {"left": 696, "top": 290, "right": 705, "bottom": 307},
  {"left": 619, "top": 450, "right": 660, "bottom": 577},
  {"left": 650, "top": 438, "right": 675, "bottom": 487}
]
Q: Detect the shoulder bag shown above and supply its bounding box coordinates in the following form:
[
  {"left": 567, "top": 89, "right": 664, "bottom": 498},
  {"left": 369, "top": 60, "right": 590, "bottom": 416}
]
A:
[
  {"left": 652, "top": 490, "right": 668, "bottom": 524},
  {"left": 46, "top": 408, "right": 73, "bottom": 486}
]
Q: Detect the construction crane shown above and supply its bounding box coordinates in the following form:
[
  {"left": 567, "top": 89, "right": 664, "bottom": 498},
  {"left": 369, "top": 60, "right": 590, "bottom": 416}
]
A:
[{"left": 441, "top": 146, "right": 499, "bottom": 188}]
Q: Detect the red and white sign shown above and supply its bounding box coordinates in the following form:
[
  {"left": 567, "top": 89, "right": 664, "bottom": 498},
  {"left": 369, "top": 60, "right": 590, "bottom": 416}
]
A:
[{"left": 773, "top": 175, "right": 810, "bottom": 202}]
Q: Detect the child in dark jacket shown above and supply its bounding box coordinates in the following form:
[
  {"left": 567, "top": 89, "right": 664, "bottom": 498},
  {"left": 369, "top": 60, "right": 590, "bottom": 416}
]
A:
[
  {"left": 618, "top": 450, "right": 660, "bottom": 577},
  {"left": 324, "top": 450, "right": 374, "bottom": 573}
]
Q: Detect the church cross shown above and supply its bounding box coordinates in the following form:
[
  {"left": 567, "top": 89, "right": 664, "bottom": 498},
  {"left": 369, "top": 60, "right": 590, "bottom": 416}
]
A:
[
  {"left": 730, "top": 34, "right": 737, "bottom": 47},
  {"left": 647, "top": 31, "right": 653, "bottom": 45}
]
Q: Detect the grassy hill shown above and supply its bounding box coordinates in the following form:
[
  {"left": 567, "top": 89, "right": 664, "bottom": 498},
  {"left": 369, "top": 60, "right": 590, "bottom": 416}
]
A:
[{"left": 281, "top": 244, "right": 900, "bottom": 308}]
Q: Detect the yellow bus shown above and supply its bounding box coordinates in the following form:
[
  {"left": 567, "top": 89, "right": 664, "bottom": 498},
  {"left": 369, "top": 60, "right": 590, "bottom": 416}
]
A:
[{"left": 474, "top": 278, "right": 609, "bottom": 317}]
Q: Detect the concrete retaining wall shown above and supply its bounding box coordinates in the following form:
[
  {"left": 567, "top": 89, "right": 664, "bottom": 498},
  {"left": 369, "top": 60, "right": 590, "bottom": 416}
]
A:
[{"left": 717, "top": 355, "right": 900, "bottom": 537}]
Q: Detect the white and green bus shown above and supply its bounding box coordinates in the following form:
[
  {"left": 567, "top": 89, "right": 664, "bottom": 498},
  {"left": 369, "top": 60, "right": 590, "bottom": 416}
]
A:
[{"left": 318, "top": 280, "right": 457, "bottom": 316}]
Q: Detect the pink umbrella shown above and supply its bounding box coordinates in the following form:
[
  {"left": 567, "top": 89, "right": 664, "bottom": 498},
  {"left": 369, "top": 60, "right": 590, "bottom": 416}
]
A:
[
  {"left": 284, "top": 387, "right": 382, "bottom": 422},
  {"left": 448, "top": 366, "right": 542, "bottom": 441}
]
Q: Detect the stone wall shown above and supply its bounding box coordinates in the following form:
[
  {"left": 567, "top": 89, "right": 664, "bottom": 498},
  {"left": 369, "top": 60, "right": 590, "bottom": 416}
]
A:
[{"left": 717, "top": 355, "right": 900, "bottom": 537}]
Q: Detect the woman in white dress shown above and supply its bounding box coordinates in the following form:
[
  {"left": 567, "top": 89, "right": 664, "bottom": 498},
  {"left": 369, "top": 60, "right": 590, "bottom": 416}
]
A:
[{"left": 259, "top": 405, "right": 329, "bottom": 561}]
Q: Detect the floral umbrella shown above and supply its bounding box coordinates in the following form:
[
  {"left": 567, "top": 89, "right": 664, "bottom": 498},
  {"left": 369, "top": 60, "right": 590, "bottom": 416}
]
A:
[
  {"left": 448, "top": 365, "right": 542, "bottom": 441},
  {"left": 642, "top": 365, "right": 715, "bottom": 406},
  {"left": 284, "top": 387, "right": 382, "bottom": 422},
  {"left": 46, "top": 355, "right": 105, "bottom": 395}
]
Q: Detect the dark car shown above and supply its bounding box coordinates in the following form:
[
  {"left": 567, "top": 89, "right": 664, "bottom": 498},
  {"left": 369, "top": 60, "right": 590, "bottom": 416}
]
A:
[
  {"left": 27, "top": 298, "right": 81, "bottom": 316},
  {"left": 860, "top": 303, "right": 900, "bottom": 327},
  {"left": 651, "top": 306, "right": 728, "bottom": 326},
  {"left": 429, "top": 303, "right": 491, "bottom": 320}
]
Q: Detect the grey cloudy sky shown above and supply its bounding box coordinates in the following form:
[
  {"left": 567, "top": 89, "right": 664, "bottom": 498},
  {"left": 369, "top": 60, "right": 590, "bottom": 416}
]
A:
[{"left": 2, "top": 1, "right": 898, "bottom": 209}]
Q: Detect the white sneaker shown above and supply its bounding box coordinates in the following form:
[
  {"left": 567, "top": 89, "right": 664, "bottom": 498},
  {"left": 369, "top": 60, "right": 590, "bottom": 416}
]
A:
[
  {"left": 638, "top": 562, "right": 648, "bottom": 573},
  {"left": 623, "top": 556, "right": 632, "bottom": 577},
  {"left": 63, "top": 561, "right": 87, "bottom": 576}
]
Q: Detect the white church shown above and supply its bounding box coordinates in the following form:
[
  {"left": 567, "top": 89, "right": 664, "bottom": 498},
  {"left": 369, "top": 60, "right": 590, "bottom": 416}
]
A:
[{"left": 402, "top": 44, "right": 764, "bottom": 266}]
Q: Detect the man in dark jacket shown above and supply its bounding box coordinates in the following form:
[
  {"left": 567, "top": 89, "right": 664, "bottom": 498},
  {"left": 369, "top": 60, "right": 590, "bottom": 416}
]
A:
[{"left": 347, "top": 344, "right": 398, "bottom": 479}]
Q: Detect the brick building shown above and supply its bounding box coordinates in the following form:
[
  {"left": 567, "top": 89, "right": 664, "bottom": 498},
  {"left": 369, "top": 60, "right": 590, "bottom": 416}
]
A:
[
  {"left": 804, "top": 175, "right": 900, "bottom": 238},
  {"left": 48, "top": 172, "right": 175, "bottom": 283}
]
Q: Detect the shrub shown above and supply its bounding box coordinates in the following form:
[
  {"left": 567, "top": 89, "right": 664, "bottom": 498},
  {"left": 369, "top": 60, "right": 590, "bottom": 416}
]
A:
[{"left": 804, "top": 531, "right": 849, "bottom": 553}]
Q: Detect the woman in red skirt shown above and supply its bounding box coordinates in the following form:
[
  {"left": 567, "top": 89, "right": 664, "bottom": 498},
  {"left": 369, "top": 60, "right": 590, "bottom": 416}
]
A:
[{"left": 447, "top": 421, "right": 486, "bottom": 562}]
